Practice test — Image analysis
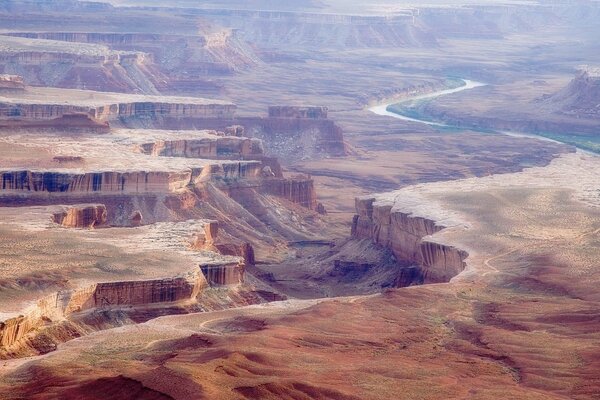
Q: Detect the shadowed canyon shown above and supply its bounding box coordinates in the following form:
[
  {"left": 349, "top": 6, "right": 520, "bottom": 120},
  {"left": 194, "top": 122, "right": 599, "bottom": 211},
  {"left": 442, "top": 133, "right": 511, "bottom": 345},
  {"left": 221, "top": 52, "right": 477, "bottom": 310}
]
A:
[{"left": 0, "top": 0, "right": 599, "bottom": 399}]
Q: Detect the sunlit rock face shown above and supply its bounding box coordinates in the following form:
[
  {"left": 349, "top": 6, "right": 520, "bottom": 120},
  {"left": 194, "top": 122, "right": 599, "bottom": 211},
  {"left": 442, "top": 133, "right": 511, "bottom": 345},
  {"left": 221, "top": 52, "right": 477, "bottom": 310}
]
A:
[
  {"left": 53, "top": 204, "right": 108, "bottom": 228},
  {"left": 352, "top": 196, "right": 466, "bottom": 285}
]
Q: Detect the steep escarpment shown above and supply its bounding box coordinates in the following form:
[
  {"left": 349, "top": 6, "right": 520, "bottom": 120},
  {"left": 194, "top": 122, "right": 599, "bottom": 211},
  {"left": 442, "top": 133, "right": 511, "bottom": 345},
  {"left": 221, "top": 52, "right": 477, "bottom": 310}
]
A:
[
  {"left": 351, "top": 196, "right": 467, "bottom": 285},
  {"left": 192, "top": 221, "right": 255, "bottom": 267},
  {"left": 0, "top": 35, "right": 161, "bottom": 93},
  {"left": 0, "top": 270, "right": 206, "bottom": 357},
  {"left": 53, "top": 204, "right": 108, "bottom": 228},
  {"left": 155, "top": 111, "right": 348, "bottom": 161},
  {"left": 193, "top": 9, "right": 436, "bottom": 49},
  {"left": 259, "top": 177, "right": 317, "bottom": 210},
  {"left": 200, "top": 262, "right": 245, "bottom": 286},
  {"left": 0, "top": 86, "right": 236, "bottom": 131},
  {"left": 138, "top": 136, "right": 264, "bottom": 160},
  {"left": 0, "top": 170, "right": 194, "bottom": 193},
  {"left": 4, "top": 28, "right": 260, "bottom": 81}
]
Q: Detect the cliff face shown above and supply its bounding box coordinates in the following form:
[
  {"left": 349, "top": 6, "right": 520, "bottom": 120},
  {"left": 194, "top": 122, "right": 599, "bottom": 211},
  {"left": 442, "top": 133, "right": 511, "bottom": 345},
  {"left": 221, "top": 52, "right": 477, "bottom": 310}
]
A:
[
  {"left": 192, "top": 221, "right": 256, "bottom": 266},
  {"left": 5, "top": 29, "right": 259, "bottom": 76},
  {"left": 200, "top": 263, "right": 245, "bottom": 286},
  {"left": 139, "top": 137, "right": 264, "bottom": 159},
  {"left": 0, "top": 99, "right": 236, "bottom": 125},
  {"left": 53, "top": 204, "right": 108, "bottom": 228},
  {"left": 193, "top": 9, "right": 436, "bottom": 49},
  {"left": 0, "top": 270, "right": 206, "bottom": 353},
  {"left": 0, "top": 170, "right": 194, "bottom": 193},
  {"left": 0, "top": 47, "right": 159, "bottom": 94},
  {"left": 130, "top": 110, "right": 347, "bottom": 161},
  {"left": 268, "top": 106, "right": 328, "bottom": 119},
  {"left": 351, "top": 196, "right": 467, "bottom": 285},
  {"left": 261, "top": 177, "right": 318, "bottom": 210}
]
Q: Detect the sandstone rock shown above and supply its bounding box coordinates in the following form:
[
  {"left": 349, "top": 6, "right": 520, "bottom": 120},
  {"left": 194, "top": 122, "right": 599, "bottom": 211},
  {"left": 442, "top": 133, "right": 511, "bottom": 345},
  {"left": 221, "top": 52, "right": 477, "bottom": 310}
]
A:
[
  {"left": 52, "top": 156, "right": 84, "bottom": 164},
  {"left": 200, "top": 262, "right": 245, "bottom": 286},
  {"left": 268, "top": 106, "right": 328, "bottom": 119},
  {"left": 224, "top": 125, "right": 245, "bottom": 136},
  {"left": 53, "top": 204, "right": 108, "bottom": 229},
  {"left": 0, "top": 270, "right": 205, "bottom": 352},
  {"left": 204, "top": 220, "right": 219, "bottom": 243},
  {"left": 545, "top": 70, "right": 600, "bottom": 116},
  {"left": 351, "top": 196, "right": 467, "bottom": 284},
  {"left": 140, "top": 136, "right": 263, "bottom": 160},
  {"left": 0, "top": 74, "right": 25, "bottom": 91},
  {"left": 129, "top": 210, "right": 143, "bottom": 226},
  {"left": 192, "top": 221, "right": 255, "bottom": 266},
  {"left": 0, "top": 170, "right": 194, "bottom": 194},
  {"left": 260, "top": 176, "right": 318, "bottom": 210}
]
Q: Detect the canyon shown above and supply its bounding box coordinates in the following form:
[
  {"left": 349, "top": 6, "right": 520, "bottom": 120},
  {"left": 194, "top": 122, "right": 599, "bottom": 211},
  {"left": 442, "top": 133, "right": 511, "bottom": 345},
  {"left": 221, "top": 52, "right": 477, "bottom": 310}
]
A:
[{"left": 0, "top": 0, "right": 599, "bottom": 399}]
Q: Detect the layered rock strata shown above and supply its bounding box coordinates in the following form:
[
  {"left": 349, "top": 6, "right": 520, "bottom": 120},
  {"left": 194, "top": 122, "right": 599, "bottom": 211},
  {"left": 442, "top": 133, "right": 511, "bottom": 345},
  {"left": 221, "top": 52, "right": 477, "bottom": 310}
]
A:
[
  {"left": 138, "top": 136, "right": 264, "bottom": 160},
  {"left": 351, "top": 196, "right": 467, "bottom": 285},
  {"left": 0, "top": 162, "right": 264, "bottom": 196},
  {"left": 0, "top": 270, "right": 206, "bottom": 353},
  {"left": 0, "top": 87, "right": 236, "bottom": 129},
  {"left": 260, "top": 177, "right": 318, "bottom": 210},
  {"left": 53, "top": 204, "right": 108, "bottom": 228},
  {"left": 192, "top": 221, "right": 256, "bottom": 266},
  {"left": 200, "top": 262, "right": 245, "bottom": 286}
]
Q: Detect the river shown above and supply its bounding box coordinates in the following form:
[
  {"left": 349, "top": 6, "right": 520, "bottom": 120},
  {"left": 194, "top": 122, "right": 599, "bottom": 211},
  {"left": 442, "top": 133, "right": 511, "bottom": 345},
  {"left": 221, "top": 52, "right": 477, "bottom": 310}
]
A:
[{"left": 368, "top": 79, "right": 597, "bottom": 155}]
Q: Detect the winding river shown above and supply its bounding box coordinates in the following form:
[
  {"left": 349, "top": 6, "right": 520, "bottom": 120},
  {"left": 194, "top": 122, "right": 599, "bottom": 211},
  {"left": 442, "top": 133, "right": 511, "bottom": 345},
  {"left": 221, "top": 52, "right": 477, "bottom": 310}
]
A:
[
  {"left": 368, "top": 79, "right": 486, "bottom": 126},
  {"left": 369, "top": 79, "right": 597, "bottom": 155}
]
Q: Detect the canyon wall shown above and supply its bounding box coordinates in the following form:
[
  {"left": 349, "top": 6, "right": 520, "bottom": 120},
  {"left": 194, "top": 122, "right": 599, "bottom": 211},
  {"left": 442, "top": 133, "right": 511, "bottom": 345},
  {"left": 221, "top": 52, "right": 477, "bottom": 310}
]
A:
[
  {"left": 139, "top": 136, "right": 264, "bottom": 159},
  {"left": 4, "top": 28, "right": 259, "bottom": 76},
  {"left": 200, "top": 263, "right": 245, "bottom": 286},
  {"left": 190, "top": 9, "right": 436, "bottom": 49},
  {"left": 0, "top": 270, "right": 206, "bottom": 354},
  {"left": 152, "top": 115, "right": 347, "bottom": 160},
  {"left": 0, "top": 170, "right": 195, "bottom": 193},
  {"left": 0, "top": 98, "right": 236, "bottom": 124},
  {"left": 53, "top": 204, "right": 108, "bottom": 228},
  {"left": 260, "top": 177, "right": 317, "bottom": 210},
  {"left": 192, "top": 221, "right": 256, "bottom": 265},
  {"left": 268, "top": 106, "right": 328, "bottom": 119},
  {"left": 351, "top": 196, "right": 467, "bottom": 285}
]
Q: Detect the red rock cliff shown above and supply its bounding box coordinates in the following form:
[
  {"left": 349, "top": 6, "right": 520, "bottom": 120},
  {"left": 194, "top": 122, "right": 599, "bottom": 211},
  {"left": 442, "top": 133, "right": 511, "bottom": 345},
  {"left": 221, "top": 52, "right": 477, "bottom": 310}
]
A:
[{"left": 351, "top": 196, "right": 467, "bottom": 285}]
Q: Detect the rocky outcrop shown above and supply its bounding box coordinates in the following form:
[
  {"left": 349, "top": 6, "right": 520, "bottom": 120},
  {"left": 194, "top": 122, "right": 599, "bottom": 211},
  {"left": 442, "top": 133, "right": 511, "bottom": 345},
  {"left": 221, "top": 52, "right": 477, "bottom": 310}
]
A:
[
  {"left": 0, "top": 74, "right": 24, "bottom": 91},
  {"left": 268, "top": 106, "right": 328, "bottom": 119},
  {"left": 0, "top": 270, "right": 206, "bottom": 353},
  {"left": 129, "top": 210, "right": 143, "bottom": 226},
  {"left": 351, "top": 196, "right": 467, "bottom": 285},
  {"left": 139, "top": 136, "right": 264, "bottom": 160},
  {"left": 93, "top": 273, "right": 204, "bottom": 307},
  {"left": 200, "top": 262, "right": 245, "bottom": 286},
  {"left": 0, "top": 97, "right": 236, "bottom": 126},
  {"left": 5, "top": 28, "right": 259, "bottom": 77},
  {"left": 0, "top": 113, "right": 110, "bottom": 131},
  {"left": 192, "top": 221, "right": 256, "bottom": 266},
  {"left": 261, "top": 176, "right": 318, "bottom": 210},
  {"left": 131, "top": 108, "right": 347, "bottom": 161},
  {"left": 0, "top": 170, "right": 195, "bottom": 194},
  {"left": 53, "top": 204, "right": 108, "bottom": 228},
  {"left": 543, "top": 70, "right": 600, "bottom": 117}
]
